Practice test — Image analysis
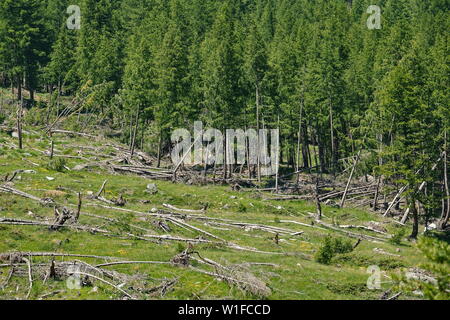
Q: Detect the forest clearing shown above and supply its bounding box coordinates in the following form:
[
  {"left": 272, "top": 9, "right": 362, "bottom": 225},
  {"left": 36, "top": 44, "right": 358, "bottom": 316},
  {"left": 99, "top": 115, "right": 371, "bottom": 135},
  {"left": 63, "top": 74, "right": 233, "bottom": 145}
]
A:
[{"left": 0, "top": 0, "right": 448, "bottom": 302}]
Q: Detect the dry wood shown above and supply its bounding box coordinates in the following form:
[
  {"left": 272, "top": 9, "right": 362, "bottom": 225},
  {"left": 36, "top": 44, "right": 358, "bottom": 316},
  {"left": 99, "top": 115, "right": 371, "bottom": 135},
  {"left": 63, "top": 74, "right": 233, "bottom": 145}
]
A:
[
  {"left": 50, "top": 129, "right": 97, "bottom": 139},
  {"left": 163, "top": 203, "right": 205, "bottom": 213},
  {"left": 0, "top": 217, "right": 108, "bottom": 233},
  {"left": 0, "top": 252, "right": 121, "bottom": 262},
  {"left": 338, "top": 224, "right": 388, "bottom": 235},
  {"left": 306, "top": 213, "right": 389, "bottom": 242},
  {"left": 340, "top": 150, "right": 361, "bottom": 208},
  {"left": 384, "top": 152, "right": 445, "bottom": 217},
  {"left": 314, "top": 177, "right": 322, "bottom": 220},
  {"left": 96, "top": 180, "right": 108, "bottom": 198},
  {"left": 23, "top": 257, "right": 33, "bottom": 299},
  {"left": 279, "top": 220, "right": 328, "bottom": 231},
  {"left": 95, "top": 261, "right": 170, "bottom": 268},
  {"left": 143, "top": 234, "right": 221, "bottom": 244},
  {"left": 373, "top": 248, "right": 401, "bottom": 257},
  {"left": 74, "top": 271, "right": 135, "bottom": 299},
  {"left": 75, "top": 192, "right": 82, "bottom": 222},
  {"left": 0, "top": 185, "right": 53, "bottom": 205}
]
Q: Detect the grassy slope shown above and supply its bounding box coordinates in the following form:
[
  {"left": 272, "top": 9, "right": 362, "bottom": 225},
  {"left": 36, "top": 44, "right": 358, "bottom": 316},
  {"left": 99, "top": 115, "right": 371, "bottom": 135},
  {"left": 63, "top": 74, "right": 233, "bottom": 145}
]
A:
[{"left": 0, "top": 128, "right": 425, "bottom": 300}]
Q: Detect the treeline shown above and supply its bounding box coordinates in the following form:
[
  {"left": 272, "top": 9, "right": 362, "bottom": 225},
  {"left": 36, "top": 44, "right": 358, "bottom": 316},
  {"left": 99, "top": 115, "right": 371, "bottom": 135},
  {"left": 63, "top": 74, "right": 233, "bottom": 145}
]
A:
[{"left": 0, "top": 0, "right": 449, "bottom": 231}]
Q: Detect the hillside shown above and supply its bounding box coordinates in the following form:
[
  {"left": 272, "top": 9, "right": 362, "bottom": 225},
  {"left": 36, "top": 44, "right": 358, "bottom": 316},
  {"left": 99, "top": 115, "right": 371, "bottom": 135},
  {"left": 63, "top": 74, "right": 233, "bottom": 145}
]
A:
[
  {"left": 0, "top": 125, "right": 431, "bottom": 300},
  {"left": 0, "top": 0, "right": 448, "bottom": 302}
]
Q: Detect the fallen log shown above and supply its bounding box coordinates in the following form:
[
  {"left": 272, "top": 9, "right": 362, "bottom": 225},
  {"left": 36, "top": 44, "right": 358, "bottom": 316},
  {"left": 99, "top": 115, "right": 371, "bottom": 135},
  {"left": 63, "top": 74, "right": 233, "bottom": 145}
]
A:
[
  {"left": 50, "top": 129, "right": 98, "bottom": 139},
  {"left": 0, "top": 217, "right": 109, "bottom": 234},
  {"left": 306, "top": 213, "right": 390, "bottom": 242}
]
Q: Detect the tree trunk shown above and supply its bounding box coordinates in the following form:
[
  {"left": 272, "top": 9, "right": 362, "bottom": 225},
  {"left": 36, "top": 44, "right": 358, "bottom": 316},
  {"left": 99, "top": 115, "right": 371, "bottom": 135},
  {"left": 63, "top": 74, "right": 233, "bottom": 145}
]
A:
[
  {"left": 17, "top": 102, "right": 23, "bottom": 149},
  {"left": 130, "top": 107, "right": 140, "bottom": 157},
  {"left": 373, "top": 176, "right": 381, "bottom": 211},
  {"left": 276, "top": 113, "right": 280, "bottom": 193},
  {"left": 329, "top": 99, "right": 336, "bottom": 173},
  {"left": 438, "top": 133, "right": 449, "bottom": 230},
  {"left": 409, "top": 198, "right": 419, "bottom": 240},
  {"left": 315, "top": 176, "right": 322, "bottom": 220},
  {"left": 340, "top": 150, "right": 361, "bottom": 208},
  {"left": 256, "top": 85, "right": 261, "bottom": 182},
  {"left": 296, "top": 102, "right": 304, "bottom": 181},
  {"left": 17, "top": 76, "right": 22, "bottom": 101},
  {"left": 156, "top": 130, "right": 162, "bottom": 168}
]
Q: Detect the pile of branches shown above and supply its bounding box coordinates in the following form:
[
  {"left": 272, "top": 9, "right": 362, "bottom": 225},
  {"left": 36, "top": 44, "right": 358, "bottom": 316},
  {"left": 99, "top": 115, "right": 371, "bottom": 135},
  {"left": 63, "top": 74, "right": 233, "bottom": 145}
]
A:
[{"left": 0, "top": 252, "right": 177, "bottom": 300}]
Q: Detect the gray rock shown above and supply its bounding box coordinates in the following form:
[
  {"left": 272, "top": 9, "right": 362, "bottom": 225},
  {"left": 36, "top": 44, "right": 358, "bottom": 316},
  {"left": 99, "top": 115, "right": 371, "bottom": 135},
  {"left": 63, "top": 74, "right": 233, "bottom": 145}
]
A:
[{"left": 146, "top": 183, "right": 158, "bottom": 195}]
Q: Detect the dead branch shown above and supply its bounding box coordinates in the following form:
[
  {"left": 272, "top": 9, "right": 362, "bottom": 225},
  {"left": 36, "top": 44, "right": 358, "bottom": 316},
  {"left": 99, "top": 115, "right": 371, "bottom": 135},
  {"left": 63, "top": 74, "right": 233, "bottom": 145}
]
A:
[
  {"left": 22, "top": 257, "right": 33, "bottom": 299},
  {"left": 74, "top": 271, "right": 135, "bottom": 299},
  {"left": 0, "top": 217, "right": 109, "bottom": 233},
  {"left": 95, "top": 261, "right": 170, "bottom": 268},
  {"left": 163, "top": 203, "right": 205, "bottom": 213},
  {"left": 0, "top": 252, "right": 121, "bottom": 262},
  {"left": 338, "top": 224, "right": 388, "bottom": 235},
  {"left": 50, "top": 129, "right": 97, "bottom": 139}
]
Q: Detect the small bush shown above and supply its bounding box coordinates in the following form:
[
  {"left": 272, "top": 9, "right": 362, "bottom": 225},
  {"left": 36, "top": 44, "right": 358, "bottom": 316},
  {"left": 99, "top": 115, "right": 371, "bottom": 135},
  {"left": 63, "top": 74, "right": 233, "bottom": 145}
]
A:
[
  {"left": 46, "top": 158, "right": 67, "bottom": 172},
  {"left": 176, "top": 243, "right": 185, "bottom": 253},
  {"left": 332, "top": 237, "right": 354, "bottom": 254},
  {"left": 333, "top": 252, "right": 405, "bottom": 270},
  {"left": 389, "top": 228, "right": 406, "bottom": 245},
  {"left": 315, "top": 237, "right": 335, "bottom": 264},
  {"left": 315, "top": 235, "right": 354, "bottom": 265},
  {"left": 237, "top": 203, "right": 247, "bottom": 213}
]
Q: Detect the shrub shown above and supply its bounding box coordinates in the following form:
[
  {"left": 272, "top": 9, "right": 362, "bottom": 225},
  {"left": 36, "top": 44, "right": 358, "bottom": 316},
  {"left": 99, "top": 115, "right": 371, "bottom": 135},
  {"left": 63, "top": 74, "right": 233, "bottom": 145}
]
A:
[
  {"left": 315, "top": 235, "right": 354, "bottom": 265},
  {"left": 237, "top": 203, "right": 247, "bottom": 213},
  {"left": 46, "top": 158, "right": 67, "bottom": 172},
  {"left": 389, "top": 228, "right": 406, "bottom": 245},
  {"left": 332, "top": 237, "right": 354, "bottom": 254},
  {"left": 315, "top": 237, "right": 335, "bottom": 264}
]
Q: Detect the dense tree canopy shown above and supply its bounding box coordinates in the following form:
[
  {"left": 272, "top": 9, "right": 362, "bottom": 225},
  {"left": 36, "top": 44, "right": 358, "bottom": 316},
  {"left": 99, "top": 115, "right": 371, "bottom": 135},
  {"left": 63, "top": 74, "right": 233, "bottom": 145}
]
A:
[{"left": 0, "top": 0, "right": 448, "bottom": 232}]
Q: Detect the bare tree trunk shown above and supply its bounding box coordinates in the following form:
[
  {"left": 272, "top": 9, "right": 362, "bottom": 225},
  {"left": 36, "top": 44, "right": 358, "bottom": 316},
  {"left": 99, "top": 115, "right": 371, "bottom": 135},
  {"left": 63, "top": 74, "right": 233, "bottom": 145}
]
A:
[
  {"left": 296, "top": 102, "right": 304, "bottom": 184},
  {"left": 17, "top": 100, "right": 23, "bottom": 150},
  {"left": 373, "top": 134, "right": 383, "bottom": 211},
  {"left": 275, "top": 113, "right": 280, "bottom": 193},
  {"left": 17, "top": 75, "right": 22, "bottom": 101},
  {"left": 203, "top": 148, "right": 209, "bottom": 182},
  {"left": 315, "top": 176, "right": 322, "bottom": 220},
  {"left": 409, "top": 198, "right": 419, "bottom": 240},
  {"left": 329, "top": 99, "right": 336, "bottom": 173},
  {"left": 156, "top": 130, "right": 162, "bottom": 168},
  {"left": 130, "top": 107, "right": 140, "bottom": 157},
  {"left": 373, "top": 176, "right": 381, "bottom": 211},
  {"left": 223, "top": 128, "right": 227, "bottom": 181},
  {"left": 340, "top": 150, "right": 361, "bottom": 208},
  {"left": 256, "top": 85, "right": 261, "bottom": 183},
  {"left": 304, "top": 126, "right": 311, "bottom": 169}
]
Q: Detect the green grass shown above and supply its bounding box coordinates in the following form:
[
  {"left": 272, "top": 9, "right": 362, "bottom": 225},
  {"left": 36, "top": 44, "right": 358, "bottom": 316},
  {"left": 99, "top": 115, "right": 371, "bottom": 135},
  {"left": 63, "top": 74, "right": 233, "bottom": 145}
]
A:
[{"left": 0, "top": 128, "right": 426, "bottom": 300}]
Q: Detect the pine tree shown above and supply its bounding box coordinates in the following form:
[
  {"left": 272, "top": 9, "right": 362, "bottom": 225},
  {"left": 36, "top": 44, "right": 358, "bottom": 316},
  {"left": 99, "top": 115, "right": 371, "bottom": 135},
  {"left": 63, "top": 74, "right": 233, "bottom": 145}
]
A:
[{"left": 0, "top": 0, "right": 50, "bottom": 101}]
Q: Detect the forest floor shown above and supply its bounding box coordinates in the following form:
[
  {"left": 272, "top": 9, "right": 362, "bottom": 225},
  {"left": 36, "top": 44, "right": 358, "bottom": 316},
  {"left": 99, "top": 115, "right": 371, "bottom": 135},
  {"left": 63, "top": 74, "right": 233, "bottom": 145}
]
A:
[{"left": 0, "top": 122, "right": 430, "bottom": 300}]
